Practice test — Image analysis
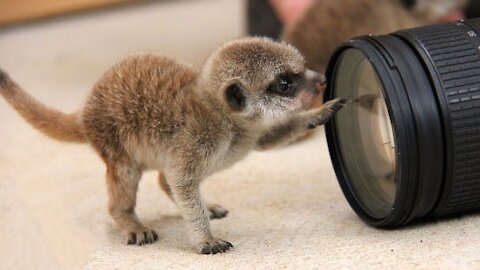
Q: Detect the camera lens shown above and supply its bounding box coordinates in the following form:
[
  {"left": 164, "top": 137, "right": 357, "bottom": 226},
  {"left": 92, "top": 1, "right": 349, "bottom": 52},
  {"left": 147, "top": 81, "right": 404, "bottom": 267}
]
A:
[
  {"left": 334, "top": 49, "right": 396, "bottom": 219},
  {"left": 325, "top": 19, "right": 480, "bottom": 227}
]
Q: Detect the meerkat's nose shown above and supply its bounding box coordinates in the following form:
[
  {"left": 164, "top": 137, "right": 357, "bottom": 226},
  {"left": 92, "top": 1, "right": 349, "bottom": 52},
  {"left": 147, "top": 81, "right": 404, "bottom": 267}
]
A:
[
  {"left": 319, "top": 74, "right": 327, "bottom": 85},
  {"left": 305, "top": 69, "right": 327, "bottom": 95},
  {"left": 317, "top": 74, "right": 327, "bottom": 89}
]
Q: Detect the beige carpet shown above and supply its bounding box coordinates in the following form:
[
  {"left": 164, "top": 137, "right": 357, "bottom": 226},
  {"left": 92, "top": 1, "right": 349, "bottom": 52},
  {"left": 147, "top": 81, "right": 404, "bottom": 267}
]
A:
[{"left": 1, "top": 0, "right": 479, "bottom": 269}]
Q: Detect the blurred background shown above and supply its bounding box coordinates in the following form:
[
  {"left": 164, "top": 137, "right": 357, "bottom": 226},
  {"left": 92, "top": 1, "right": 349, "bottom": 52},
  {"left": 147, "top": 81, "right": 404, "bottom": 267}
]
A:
[{"left": 1, "top": 1, "right": 480, "bottom": 269}]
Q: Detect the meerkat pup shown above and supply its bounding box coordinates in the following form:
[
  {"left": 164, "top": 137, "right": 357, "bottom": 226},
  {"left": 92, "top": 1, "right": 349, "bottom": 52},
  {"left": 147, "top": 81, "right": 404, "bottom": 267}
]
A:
[{"left": 0, "top": 37, "right": 344, "bottom": 254}]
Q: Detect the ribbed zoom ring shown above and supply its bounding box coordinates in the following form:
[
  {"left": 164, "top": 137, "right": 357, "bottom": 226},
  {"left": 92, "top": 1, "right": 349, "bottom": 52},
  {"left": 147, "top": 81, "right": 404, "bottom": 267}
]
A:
[{"left": 406, "top": 22, "right": 480, "bottom": 216}]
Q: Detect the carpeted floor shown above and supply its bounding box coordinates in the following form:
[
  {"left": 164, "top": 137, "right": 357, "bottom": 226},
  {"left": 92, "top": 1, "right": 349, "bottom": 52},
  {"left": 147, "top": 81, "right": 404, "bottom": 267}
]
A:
[{"left": 1, "top": 0, "right": 479, "bottom": 269}]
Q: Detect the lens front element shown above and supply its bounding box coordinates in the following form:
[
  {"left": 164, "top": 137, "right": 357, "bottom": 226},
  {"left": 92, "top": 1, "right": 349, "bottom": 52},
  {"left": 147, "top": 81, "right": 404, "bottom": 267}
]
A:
[{"left": 333, "top": 49, "right": 396, "bottom": 219}]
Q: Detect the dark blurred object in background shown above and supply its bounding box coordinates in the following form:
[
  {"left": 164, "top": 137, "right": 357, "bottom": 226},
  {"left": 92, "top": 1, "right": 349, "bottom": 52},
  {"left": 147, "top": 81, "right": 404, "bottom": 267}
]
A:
[
  {"left": 247, "top": 0, "right": 282, "bottom": 39},
  {"left": 465, "top": 0, "right": 480, "bottom": 18}
]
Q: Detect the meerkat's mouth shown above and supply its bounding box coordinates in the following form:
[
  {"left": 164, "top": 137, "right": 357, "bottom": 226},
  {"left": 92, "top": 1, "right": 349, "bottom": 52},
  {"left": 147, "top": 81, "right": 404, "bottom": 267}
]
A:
[
  {"left": 297, "top": 88, "right": 319, "bottom": 109},
  {"left": 315, "top": 79, "right": 327, "bottom": 95}
]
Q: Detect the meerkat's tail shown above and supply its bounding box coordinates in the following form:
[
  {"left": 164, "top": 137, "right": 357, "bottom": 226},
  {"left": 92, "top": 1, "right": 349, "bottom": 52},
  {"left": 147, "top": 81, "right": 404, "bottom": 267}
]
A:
[{"left": 0, "top": 69, "right": 87, "bottom": 143}]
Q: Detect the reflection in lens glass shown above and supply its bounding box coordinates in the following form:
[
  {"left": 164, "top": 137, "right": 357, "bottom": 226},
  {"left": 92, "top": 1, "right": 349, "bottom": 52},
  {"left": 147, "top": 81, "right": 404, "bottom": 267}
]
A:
[{"left": 333, "top": 49, "right": 396, "bottom": 219}]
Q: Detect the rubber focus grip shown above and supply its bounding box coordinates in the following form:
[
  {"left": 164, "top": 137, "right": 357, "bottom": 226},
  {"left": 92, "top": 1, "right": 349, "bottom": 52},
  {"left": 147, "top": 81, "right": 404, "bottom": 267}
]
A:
[{"left": 407, "top": 22, "right": 480, "bottom": 216}]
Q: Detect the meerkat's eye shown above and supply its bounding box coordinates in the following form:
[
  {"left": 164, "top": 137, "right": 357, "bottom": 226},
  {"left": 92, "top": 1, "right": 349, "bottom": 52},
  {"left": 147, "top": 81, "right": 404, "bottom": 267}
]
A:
[
  {"left": 268, "top": 74, "right": 298, "bottom": 96},
  {"left": 278, "top": 75, "right": 293, "bottom": 92}
]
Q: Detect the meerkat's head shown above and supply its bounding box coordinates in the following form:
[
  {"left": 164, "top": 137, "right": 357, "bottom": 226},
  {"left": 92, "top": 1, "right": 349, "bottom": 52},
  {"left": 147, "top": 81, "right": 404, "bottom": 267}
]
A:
[{"left": 200, "top": 37, "right": 323, "bottom": 128}]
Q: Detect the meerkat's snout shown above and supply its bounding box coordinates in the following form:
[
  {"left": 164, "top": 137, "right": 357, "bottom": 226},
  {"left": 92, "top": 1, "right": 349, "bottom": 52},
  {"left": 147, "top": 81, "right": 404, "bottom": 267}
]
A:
[
  {"left": 291, "top": 69, "right": 326, "bottom": 110},
  {"left": 305, "top": 68, "right": 327, "bottom": 96},
  {"left": 317, "top": 73, "right": 327, "bottom": 91}
]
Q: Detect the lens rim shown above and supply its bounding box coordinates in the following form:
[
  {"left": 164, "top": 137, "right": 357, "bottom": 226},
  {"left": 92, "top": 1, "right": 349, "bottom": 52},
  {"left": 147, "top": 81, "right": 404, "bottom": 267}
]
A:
[
  {"left": 331, "top": 48, "right": 398, "bottom": 219},
  {"left": 325, "top": 36, "right": 445, "bottom": 227}
]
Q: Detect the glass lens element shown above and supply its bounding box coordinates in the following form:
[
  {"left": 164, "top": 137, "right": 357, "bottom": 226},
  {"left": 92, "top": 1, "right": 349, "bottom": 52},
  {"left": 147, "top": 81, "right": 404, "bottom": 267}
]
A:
[{"left": 333, "top": 49, "right": 396, "bottom": 219}]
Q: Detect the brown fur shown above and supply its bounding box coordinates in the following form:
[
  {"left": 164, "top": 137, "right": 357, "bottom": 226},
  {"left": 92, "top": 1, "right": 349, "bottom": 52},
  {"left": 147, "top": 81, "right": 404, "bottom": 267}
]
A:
[
  {"left": 0, "top": 69, "right": 85, "bottom": 143},
  {"left": 0, "top": 38, "right": 344, "bottom": 254}
]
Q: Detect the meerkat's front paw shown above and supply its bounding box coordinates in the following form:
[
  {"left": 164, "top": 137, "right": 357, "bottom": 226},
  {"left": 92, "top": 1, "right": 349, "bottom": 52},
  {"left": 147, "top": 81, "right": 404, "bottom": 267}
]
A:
[
  {"left": 126, "top": 228, "right": 159, "bottom": 246},
  {"left": 196, "top": 238, "right": 233, "bottom": 254},
  {"left": 208, "top": 204, "right": 229, "bottom": 219},
  {"left": 307, "top": 98, "right": 346, "bottom": 129}
]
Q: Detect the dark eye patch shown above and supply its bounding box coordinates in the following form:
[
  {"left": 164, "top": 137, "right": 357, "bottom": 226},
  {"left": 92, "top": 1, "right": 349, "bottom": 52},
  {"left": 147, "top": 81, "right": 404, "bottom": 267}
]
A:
[{"left": 267, "top": 73, "right": 304, "bottom": 97}]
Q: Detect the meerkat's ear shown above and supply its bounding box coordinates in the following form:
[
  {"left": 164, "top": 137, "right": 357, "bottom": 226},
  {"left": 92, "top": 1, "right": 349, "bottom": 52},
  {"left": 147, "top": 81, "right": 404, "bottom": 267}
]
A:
[{"left": 225, "top": 83, "right": 246, "bottom": 111}]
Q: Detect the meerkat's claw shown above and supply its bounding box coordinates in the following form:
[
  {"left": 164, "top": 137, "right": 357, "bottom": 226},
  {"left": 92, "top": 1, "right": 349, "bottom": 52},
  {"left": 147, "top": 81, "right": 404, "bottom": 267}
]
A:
[
  {"left": 198, "top": 239, "right": 234, "bottom": 254},
  {"left": 307, "top": 98, "right": 346, "bottom": 129},
  {"left": 127, "top": 229, "right": 159, "bottom": 246},
  {"left": 327, "top": 98, "right": 347, "bottom": 106},
  {"left": 208, "top": 204, "right": 229, "bottom": 219},
  {"left": 322, "top": 98, "right": 347, "bottom": 113}
]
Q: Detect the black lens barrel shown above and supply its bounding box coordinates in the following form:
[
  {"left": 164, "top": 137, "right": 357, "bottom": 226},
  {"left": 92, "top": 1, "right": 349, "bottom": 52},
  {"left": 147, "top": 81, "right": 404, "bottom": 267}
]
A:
[
  {"left": 400, "top": 20, "right": 480, "bottom": 217},
  {"left": 326, "top": 19, "right": 480, "bottom": 227}
]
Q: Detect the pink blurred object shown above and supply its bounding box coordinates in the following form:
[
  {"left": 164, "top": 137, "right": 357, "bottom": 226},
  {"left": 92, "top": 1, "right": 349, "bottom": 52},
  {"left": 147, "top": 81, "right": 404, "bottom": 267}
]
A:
[
  {"left": 269, "top": 0, "right": 314, "bottom": 25},
  {"left": 439, "top": 9, "right": 465, "bottom": 22}
]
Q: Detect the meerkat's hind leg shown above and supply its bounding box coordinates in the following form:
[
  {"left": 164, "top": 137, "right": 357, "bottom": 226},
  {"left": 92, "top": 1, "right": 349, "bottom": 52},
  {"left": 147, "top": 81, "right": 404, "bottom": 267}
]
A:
[
  {"left": 158, "top": 172, "right": 228, "bottom": 220},
  {"left": 106, "top": 161, "right": 159, "bottom": 245}
]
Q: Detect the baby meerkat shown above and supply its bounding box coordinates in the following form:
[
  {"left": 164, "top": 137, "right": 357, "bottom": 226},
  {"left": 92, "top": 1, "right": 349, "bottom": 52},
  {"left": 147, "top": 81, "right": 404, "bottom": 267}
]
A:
[{"left": 0, "top": 37, "right": 344, "bottom": 254}]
